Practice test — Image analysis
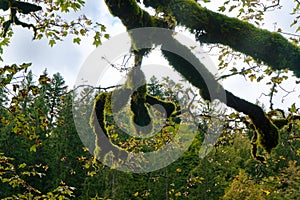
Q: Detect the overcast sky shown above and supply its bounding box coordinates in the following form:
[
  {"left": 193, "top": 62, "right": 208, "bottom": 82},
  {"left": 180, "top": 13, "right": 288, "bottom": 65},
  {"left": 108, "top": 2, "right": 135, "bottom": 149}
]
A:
[{"left": 2, "top": 0, "right": 299, "bottom": 110}]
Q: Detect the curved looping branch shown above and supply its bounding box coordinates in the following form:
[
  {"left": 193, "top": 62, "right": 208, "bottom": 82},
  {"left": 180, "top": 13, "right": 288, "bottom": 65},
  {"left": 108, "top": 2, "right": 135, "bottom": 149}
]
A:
[{"left": 103, "top": 0, "right": 281, "bottom": 158}]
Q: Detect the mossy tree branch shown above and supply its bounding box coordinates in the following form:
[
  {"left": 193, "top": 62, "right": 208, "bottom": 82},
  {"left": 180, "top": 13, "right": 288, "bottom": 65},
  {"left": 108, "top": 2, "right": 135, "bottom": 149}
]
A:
[
  {"left": 102, "top": 0, "right": 282, "bottom": 158},
  {"left": 104, "top": 0, "right": 167, "bottom": 29},
  {"left": 144, "top": 0, "right": 300, "bottom": 78},
  {"left": 159, "top": 33, "right": 279, "bottom": 155}
]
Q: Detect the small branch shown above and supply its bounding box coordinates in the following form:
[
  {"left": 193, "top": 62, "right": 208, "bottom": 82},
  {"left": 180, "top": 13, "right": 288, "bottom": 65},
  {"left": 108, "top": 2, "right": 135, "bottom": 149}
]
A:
[
  {"left": 263, "top": 0, "right": 280, "bottom": 11},
  {"left": 279, "top": 85, "right": 296, "bottom": 102},
  {"left": 101, "top": 56, "right": 131, "bottom": 73},
  {"left": 70, "top": 84, "right": 122, "bottom": 101},
  {"left": 72, "top": 84, "right": 122, "bottom": 93},
  {"left": 269, "top": 73, "right": 280, "bottom": 110},
  {"left": 216, "top": 65, "right": 259, "bottom": 81},
  {"left": 280, "top": 31, "right": 300, "bottom": 37}
]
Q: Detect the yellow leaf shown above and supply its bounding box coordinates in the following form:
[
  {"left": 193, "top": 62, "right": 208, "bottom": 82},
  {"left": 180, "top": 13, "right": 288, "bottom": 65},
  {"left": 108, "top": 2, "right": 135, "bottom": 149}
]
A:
[
  {"left": 133, "top": 192, "right": 139, "bottom": 197},
  {"left": 176, "top": 168, "right": 182, "bottom": 173},
  {"left": 263, "top": 189, "right": 271, "bottom": 195},
  {"left": 18, "top": 163, "right": 27, "bottom": 168},
  {"left": 175, "top": 192, "right": 182, "bottom": 197},
  {"left": 30, "top": 145, "right": 37, "bottom": 152},
  {"left": 82, "top": 147, "right": 89, "bottom": 152}
]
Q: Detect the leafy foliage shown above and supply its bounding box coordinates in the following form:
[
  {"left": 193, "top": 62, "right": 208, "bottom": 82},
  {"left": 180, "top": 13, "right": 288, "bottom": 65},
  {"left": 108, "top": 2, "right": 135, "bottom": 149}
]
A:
[
  {"left": 0, "top": 69, "right": 299, "bottom": 199},
  {"left": 0, "top": 0, "right": 300, "bottom": 199},
  {"left": 0, "top": 0, "right": 108, "bottom": 46}
]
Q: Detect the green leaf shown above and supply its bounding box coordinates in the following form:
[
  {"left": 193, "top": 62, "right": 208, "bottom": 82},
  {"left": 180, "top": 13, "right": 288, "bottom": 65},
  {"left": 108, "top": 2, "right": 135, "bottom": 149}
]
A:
[
  {"left": 257, "top": 75, "right": 264, "bottom": 82},
  {"left": 93, "top": 32, "right": 101, "bottom": 47},
  {"left": 100, "top": 24, "right": 106, "bottom": 32},
  {"left": 38, "top": 74, "right": 51, "bottom": 85},
  {"left": 73, "top": 37, "right": 81, "bottom": 44},
  {"left": 104, "top": 33, "right": 110, "bottom": 39},
  {"left": 80, "top": 29, "right": 86, "bottom": 36},
  {"left": 18, "top": 163, "right": 27, "bottom": 168},
  {"left": 229, "top": 5, "right": 237, "bottom": 12},
  {"left": 30, "top": 86, "right": 40, "bottom": 96},
  {"left": 49, "top": 39, "right": 56, "bottom": 47},
  {"left": 20, "top": 63, "right": 32, "bottom": 69},
  {"left": 30, "top": 144, "right": 37, "bottom": 152},
  {"left": 271, "top": 77, "right": 283, "bottom": 84},
  {"left": 218, "top": 6, "right": 226, "bottom": 12},
  {"left": 288, "top": 103, "right": 297, "bottom": 113},
  {"left": 248, "top": 74, "right": 256, "bottom": 82},
  {"left": 291, "top": 20, "right": 298, "bottom": 27},
  {"left": 230, "top": 67, "right": 238, "bottom": 73},
  {"left": 86, "top": 20, "right": 92, "bottom": 25}
]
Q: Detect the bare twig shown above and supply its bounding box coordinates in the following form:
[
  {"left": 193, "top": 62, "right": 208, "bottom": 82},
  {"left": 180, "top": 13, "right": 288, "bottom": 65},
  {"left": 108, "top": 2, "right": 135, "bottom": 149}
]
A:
[
  {"left": 101, "top": 56, "right": 132, "bottom": 72},
  {"left": 263, "top": 0, "right": 280, "bottom": 11},
  {"left": 70, "top": 84, "right": 122, "bottom": 102},
  {"left": 280, "top": 31, "right": 300, "bottom": 37},
  {"left": 72, "top": 84, "right": 122, "bottom": 93},
  {"left": 268, "top": 73, "right": 280, "bottom": 110}
]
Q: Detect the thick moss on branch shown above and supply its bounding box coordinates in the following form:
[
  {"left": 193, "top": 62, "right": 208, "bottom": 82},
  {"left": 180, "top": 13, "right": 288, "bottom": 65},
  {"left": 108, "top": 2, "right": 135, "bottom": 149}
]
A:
[
  {"left": 90, "top": 92, "right": 115, "bottom": 161},
  {"left": 103, "top": 0, "right": 282, "bottom": 159},
  {"left": 126, "top": 66, "right": 152, "bottom": 133},
  {"left": 91, "top": 65, "right": 179, "bottom": 137},
  {"left": 110, "top": 88, "right": 131, "bottom": 112},
  {"left": 226, "top": 91, "right": 279, "bottom": 154},
  {"left": 131, "top": 89, "right": 152, "bottom": 133},
  {"left": 146, "top": 95, "right": 176, "bottom": 118},
  {"left": 104, "top": 0, "right": 167, "bottom": 29},
  {"left": 144, "top": 0, "right": 300, "bottom": 77},
  {"left": 160, "top": 32, "right": 279, "bottom": 157},
  {"left": 91, "top": 92, "right": 109, "bottom": 137}
]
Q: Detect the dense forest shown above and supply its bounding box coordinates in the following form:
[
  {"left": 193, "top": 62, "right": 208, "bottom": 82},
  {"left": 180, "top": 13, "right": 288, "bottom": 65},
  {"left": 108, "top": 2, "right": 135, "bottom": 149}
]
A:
[
  {"left": 0, "top": 70, "right": 299, "bottom": 199},
  {"left": 0, "top": 0, "right": 300, "bottom": 199}
]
